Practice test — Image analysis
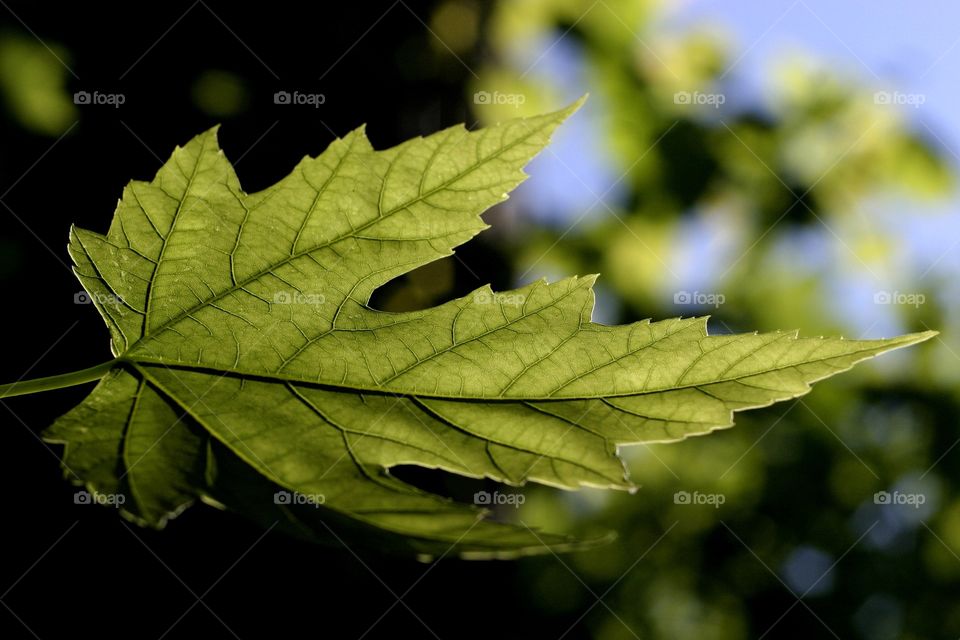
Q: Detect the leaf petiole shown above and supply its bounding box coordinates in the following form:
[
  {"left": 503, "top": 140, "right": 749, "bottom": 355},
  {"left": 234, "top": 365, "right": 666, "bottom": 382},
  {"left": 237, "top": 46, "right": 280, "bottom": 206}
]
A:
[{"left": 0, "top": 360, "right": 117, "bottom": 398}]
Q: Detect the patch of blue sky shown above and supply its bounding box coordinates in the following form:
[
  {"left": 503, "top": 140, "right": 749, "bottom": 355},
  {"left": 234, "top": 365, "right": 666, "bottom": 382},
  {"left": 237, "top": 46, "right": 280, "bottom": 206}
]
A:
[{"left": 506, "top": 31, "right": 630, "bottom": 225}]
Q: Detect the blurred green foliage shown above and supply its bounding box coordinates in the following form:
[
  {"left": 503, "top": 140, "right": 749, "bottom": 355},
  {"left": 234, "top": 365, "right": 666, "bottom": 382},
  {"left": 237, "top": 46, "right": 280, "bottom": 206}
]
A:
[
  {"left": 191, "top": 69, "right": 249, "bottom": 118},
  {"left": 0, "top": 33, "right": 75, "bottom": 136},
  {"left": 439, "top": 0, "right": 960, "bottom": 637}
]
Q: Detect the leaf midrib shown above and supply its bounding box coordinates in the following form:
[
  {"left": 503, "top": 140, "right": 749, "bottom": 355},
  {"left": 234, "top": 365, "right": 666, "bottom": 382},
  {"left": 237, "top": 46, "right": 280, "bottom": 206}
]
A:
[{"left": 124, "top": 333, "right": 921, "bottom": 401}]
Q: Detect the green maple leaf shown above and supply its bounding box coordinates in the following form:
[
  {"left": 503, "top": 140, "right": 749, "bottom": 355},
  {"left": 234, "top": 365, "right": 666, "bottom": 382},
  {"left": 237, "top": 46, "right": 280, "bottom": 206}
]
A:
[{"left": 6, "top": 97, "right": 932, "bottom": 558}]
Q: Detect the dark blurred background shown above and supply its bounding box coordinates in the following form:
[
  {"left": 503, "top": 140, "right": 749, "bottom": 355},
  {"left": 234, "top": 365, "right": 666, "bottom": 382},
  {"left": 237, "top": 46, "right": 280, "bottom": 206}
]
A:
[{"left": 1, "top": 1, "right": 957, "bottom": 638}]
